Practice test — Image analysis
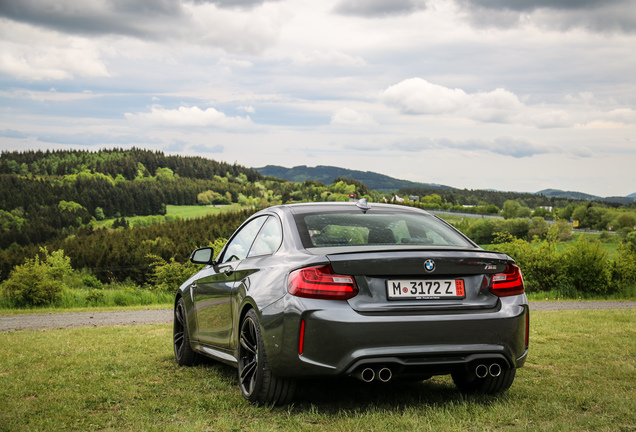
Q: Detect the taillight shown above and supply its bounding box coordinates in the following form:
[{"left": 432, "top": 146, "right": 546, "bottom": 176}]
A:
[
  {"left": 490, "top": 263, "right": 525, "bottom": 297},
  {"left": 288, "top": 265, "right": 358, "bottom": 300}
]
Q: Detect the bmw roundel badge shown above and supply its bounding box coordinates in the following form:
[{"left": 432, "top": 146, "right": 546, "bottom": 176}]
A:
[{"left": 424, "top": 259, "right": 436, "bottom": 272}]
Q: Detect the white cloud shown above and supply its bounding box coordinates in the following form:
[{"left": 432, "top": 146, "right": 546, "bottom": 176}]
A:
[
  {"left": 238, "top": 105, "right": 256, "bottom": 113},
  {"left": 0, "top": 0, "right": 635, "bottom": 197},
  {"left": 525, "top": 110, "right": 575, "bottom": 129},
  {"left": 292, "top": 50, "right": 366, "bottom": 67},
  {"left": 380, "top": 78, "right": 524, "bottom": 123},
  {"left": 380, "top": 79, "right": 468, "bottom": 114},
  {"left": 183, "top": 2, "right": 283, "bottom": 54},
  {"left": 330, "top": 107, "right": 375, "bottom": 126},
  {"left": 379, "top": 78, "right": 636, "bottom": 129},
  {"left": 217, "top": 58, "right": 254, "bottom": 69},
  {"left": 125, "top": 105, "right": 254, "bottom": 130},
  {"left": 391, "top": 135, "right": 555, "bottom": 158},
  {"left": 0, "top": 88, "right": 100, "bottom": 102},
  {"left": 0, "top": 19, "right": 109, "bottom": 80},
  {"left": 604, "top": 108, "right": 636, "bottom": 124},
  {"left": 0, "top": 0, "right": 284, "bottom": 56}
]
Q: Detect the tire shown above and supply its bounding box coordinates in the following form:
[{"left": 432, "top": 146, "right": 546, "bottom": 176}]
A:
[
  {"left": 173, "top": 297, "right": 198, "bottom": 366},
  {"left": 238, "top": 309, "right": 296, "bottom": 405},
  {"left": 451, "top": 368, "right": 516, "bottom": 394}
]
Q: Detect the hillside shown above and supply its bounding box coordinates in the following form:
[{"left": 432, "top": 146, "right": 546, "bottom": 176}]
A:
[
  {"left": 257, "top": 166, "right": 634, "bottom": 205},
  {"left": 1, "top": 149, "right": 634, "bottom": 288},
  {"left": 256, "top": 165, "right": 452, "bottom": 193},
  {"left": 537, "top": 189, "right": 635, "bottom": 205}
]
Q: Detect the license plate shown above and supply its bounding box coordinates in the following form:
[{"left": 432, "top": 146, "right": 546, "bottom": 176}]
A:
[{"left": 386, "top": 279, "right": 465, "bottom": 300}]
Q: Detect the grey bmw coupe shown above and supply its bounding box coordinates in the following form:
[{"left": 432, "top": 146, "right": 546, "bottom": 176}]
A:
[{"left": 173, "top": 201, "right": 529, "bottom": 405}]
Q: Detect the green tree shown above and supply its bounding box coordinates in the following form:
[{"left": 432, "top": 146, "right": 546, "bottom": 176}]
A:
[
  {"left": 502, "top": 200, "right": 530, "bottom": 219},
  {"left": 528, "top": 217, "right": 549, "bottom": 240},
  {"left": 562, "top": 238, "right": 611, "bottom": 294}
]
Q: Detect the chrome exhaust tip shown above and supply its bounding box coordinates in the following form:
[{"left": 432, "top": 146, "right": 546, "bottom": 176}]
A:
[
  {"left": 357, "top": 367, "right": 375, "bottom": 383},
  {"left": 377, "top": 367, "right": 392, "bottom": 383},
  {"left": 475, "top": 364, "right": 489, "bottom": 379},
  {"left": 489, "top": 363, "right": 502, "bottom": 377}
]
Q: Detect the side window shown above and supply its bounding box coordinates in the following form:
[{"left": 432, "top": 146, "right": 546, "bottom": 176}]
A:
[
  {"left": 248, "top": 217, "right": 282, "bottom": 257},
  {"left": 221, "top": 216, "right": 267, "bottom": 263}
]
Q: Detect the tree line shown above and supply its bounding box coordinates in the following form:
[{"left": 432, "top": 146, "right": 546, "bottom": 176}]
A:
[
  {"left": 0, "top": 208, "right": 256, "bottom": 286},
  {"left": 1, "top": 148, "right": 634, "bottom": 289}
]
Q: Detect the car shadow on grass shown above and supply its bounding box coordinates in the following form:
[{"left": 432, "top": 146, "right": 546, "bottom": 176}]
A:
[
  {"left": 292, "top": 377, "right": 507, "bottom": 412},
  {"left": 195, "top": 358, "right": 509, "bottom": 412}
]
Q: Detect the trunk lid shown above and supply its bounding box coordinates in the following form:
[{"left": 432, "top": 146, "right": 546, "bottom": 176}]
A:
[{"left": 326, "top": 249, "right": 511, "bottom": 313}]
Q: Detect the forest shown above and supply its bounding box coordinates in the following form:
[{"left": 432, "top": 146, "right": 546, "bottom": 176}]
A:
[{"left": 0, "top": 148, "right": 635, "bottom": 294}]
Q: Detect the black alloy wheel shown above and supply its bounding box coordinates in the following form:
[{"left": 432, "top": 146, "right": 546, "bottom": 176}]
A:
[
  {"left": 238, "top": 310, "right": 261, "bottom": 399},
  {"left": 238, "top": 309, "right": 296, "bottom": 405}
]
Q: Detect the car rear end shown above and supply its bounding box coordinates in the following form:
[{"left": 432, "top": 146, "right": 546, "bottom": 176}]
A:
[{"left": 276, "top": 203, "right": 529, "bottom": 391}]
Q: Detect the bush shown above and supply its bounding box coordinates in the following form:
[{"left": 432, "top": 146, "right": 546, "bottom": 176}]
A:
[
  {"left": 491, "top": 233, "right": 565, "bottom": 293},
  {"left": 610, "top": 232, "right": 636, "bottom": 292},
  {"left": 466, "top": 218, "right": 531, "bottom": 244},
  {"left": 81, "top": 274, "right": 103, "bottom": 289},
  {"left": 0, "top": 254, "right": 64, "bottom": 307},
  {"left": 553, "top": 220, "right": 573, "bottom": 241},
  {"left": 528, "top": 217, "right": 549, "bottom": 240},
  {"left": 0, "top": 248, "right": 77, "bottom": 307},
  {"left": 562, "top": 237, "right": 612, "bottom": 294},
  {"left": 146, "top": 238, "right": 228, "bottom": 293},
  {"left": 147, "top": 255, "right": 199, "bottom": 293}
]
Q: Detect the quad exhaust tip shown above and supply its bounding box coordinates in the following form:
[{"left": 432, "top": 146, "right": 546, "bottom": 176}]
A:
[
  {"left": 355, "top": 367, "right": 392, "bottom": 383},
  {"left": 377, "top": 367, "right": 392, "bottom": 383},
  {"left": 359, "top": 367, "right": 375, "bottom": 383},
  {"left": 475, "top": 363, "right": 503, "bottom": 378}
]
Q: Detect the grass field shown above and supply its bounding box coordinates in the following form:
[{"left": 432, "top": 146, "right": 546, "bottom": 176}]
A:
[
  {"left": 95, "top": 204, "right": 245, "bottom": 227},
  {"left": 165, "top": 204, "right": 245, "bottom": 219},
  {"left": 1, "top": 309, "right": 634, "bottom": 431}
]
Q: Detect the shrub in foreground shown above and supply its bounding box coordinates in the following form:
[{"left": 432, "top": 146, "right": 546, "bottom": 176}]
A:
[
  {"left": 562, "top": 237, "right": 611, "bottom": 294},
  {"left": 0, "top": 248, "right": 72, "bottom": 307}
]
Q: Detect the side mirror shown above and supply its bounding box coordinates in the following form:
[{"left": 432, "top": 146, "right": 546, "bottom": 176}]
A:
[{"left": 190, "top": 247, "right": 215, "bottom": 265}]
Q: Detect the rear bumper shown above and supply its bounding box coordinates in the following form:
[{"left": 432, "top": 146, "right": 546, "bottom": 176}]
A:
[{"left": 263, "top": 296, "right": 528, "bottom": 379}]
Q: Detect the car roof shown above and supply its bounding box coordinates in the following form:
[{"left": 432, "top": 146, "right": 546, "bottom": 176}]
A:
[{"left": 275, "top": 201, "right": 431, "bottom": 216}]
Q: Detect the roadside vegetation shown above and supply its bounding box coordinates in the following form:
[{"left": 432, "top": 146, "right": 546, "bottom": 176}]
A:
[
  {"left": 0, "top": 149, "right": 634, "bottom": 311},
  {"left": 1, "top": 309, "right": 633, "bottom": 431}
]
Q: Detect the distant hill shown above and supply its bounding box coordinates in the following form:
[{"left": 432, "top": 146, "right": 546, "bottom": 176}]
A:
[
  {"left": 537, "top": 189, "right": 601, "bottom": 200},
  {"left": 255, "top": 165, "right": 452, "bottom": 193},
  {"left": 537, "top": 189, "right": 635, "bottom": 205}
]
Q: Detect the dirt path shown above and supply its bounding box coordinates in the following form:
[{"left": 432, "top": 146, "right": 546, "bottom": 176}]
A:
[{"left": 1, "top": 301, "right": 634, "bottom": 332}]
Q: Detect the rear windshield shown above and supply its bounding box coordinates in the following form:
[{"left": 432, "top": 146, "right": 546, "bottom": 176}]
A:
[{"left": 295, "top": 211, "right": 473, "bottom": 249}]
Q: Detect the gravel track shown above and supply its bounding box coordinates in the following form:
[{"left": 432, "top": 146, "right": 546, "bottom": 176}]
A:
[{"left": 0, "top": 301, "right": 634, "bottom": 332}]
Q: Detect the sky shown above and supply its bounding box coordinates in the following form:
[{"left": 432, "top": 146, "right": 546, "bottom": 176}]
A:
[{"left": 0, "top": 0, "right": 635, "bottom": 197}]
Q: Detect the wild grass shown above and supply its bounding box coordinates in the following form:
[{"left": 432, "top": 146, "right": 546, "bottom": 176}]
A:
[
  {"left": 526, "top": 285, "right": 636, "bottom": 301},
  {"left": 1, "top": 309, "right": 634, "bottom": 431},
  {"left": 0, "top": 285, "right": 173, "bottom": 314}
]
